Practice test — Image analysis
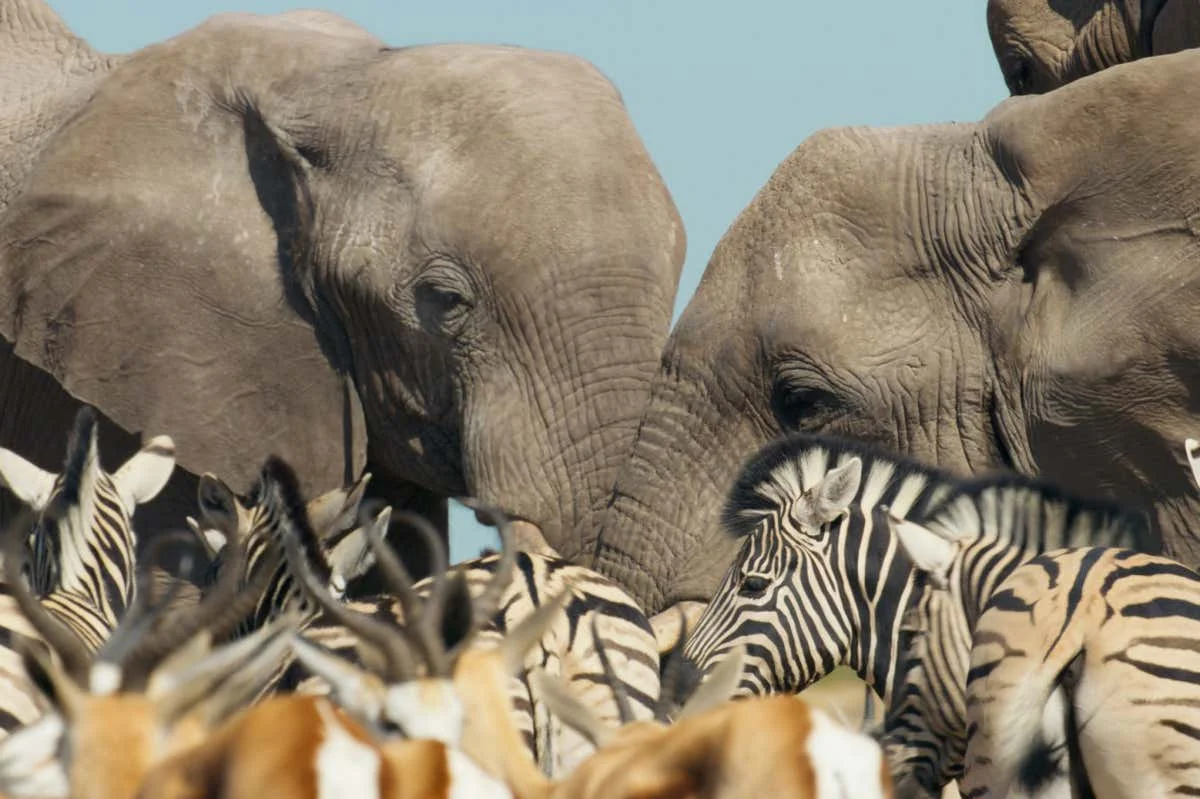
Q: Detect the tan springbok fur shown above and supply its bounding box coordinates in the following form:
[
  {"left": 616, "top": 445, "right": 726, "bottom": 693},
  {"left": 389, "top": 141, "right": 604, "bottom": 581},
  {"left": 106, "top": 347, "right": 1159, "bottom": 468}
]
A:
[
  {"left": 277, "top": 492, "right": 571, "bottom": 799},
  {"left": 0, "top": 490, "right": 297, "bottom": 799},
  {"left": 534, "top": 618, "right": 894, "bottom": 799}
]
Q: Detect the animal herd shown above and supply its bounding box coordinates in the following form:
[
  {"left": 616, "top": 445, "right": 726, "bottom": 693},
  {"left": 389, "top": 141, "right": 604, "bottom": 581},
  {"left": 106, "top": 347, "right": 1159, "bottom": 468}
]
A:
[{"left": 3, "top": 0, "right": 1200, "bottom": 796}]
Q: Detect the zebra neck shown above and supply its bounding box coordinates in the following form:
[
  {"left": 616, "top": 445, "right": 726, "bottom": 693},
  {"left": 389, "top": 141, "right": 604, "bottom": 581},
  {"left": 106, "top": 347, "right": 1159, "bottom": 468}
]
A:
[{"left": 847, "top": 566, "right": 921, "bottom": 705}]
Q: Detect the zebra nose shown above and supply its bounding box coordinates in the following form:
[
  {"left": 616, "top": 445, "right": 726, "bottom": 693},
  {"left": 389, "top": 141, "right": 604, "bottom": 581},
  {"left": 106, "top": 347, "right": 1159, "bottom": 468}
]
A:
[{"left": 672, "top": 653, "right": 704, "bottom": 703}]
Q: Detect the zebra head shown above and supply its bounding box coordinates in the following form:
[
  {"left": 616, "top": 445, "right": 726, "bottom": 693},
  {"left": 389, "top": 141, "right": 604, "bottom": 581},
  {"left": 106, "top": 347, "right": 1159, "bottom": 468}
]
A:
[
  {"left": 0, "top": 406, "right": 175, "bottom": 617},
  {"left": 191, "top": 460, "right": 382, "bottom": 635},
  {"left": 683, "top": 433, "right": 948, "bottom": 699}
]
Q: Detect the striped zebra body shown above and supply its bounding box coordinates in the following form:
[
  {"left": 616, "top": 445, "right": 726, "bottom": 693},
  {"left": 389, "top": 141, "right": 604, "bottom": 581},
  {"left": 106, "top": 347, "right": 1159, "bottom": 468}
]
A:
[
  {"left": 297, "top": 549, "right": 662, "bottom": 778},
  {"left": 189, "top": 462, "right": 373, "bottom": 698},
  {"left": 892, "top": 527, "right": 1200, "bottom": 798},
  {"left": 682, "top": 432, "right": 1155, "bottom": 798},
  {"left": 0, "top": 407, "right": 175, "bottom": 738}
]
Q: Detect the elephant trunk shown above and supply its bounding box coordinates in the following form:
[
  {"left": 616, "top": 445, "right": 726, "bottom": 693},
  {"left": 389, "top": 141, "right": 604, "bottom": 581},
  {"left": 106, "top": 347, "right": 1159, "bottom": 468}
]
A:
[{"left": 591, "top": 354, "right": 768, "bottom": 615}]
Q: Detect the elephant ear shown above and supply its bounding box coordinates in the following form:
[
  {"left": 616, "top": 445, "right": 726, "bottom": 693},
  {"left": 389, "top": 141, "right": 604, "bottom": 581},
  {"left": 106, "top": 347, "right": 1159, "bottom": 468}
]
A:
[{"left": 0, "top": 14, "right": 372, "bottom": 499}]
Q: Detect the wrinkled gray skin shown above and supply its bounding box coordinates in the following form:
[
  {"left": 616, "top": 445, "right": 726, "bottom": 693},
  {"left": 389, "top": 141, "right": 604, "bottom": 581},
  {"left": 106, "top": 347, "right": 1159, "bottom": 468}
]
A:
[
  {"left": 987, "top": 0, "right": 1200, "bottom": 94},
  {"left": 593, "top": 49, "right": 1200, "bottom": 616},
  {"left": 0, "top": 2, "right": 684, "bottom": 574}
]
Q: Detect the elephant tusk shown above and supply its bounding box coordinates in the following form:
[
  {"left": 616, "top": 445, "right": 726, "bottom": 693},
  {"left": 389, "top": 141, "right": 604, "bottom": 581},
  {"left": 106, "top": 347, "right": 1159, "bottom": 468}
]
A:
[
  {"left": 649, "top": 601, "right": 708, "bottom": 656},
  {"left": 508, "top": 520, "right": 561, "bottom": 560}
]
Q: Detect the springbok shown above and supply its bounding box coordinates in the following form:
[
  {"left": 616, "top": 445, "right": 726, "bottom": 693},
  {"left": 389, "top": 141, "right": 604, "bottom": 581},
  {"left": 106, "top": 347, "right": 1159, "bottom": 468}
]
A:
[
  {"left": 0, "top": 497, "right": 293, "bottom": 799},
  {"left": 536, "top": 617, "right": 895, "bottom": 799},
  {"left": 275, "top": 488, "right": 575, "bottom": 799}
]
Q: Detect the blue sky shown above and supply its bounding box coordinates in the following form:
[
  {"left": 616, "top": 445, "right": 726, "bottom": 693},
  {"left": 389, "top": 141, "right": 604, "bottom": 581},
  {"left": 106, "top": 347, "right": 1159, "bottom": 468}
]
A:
[{"left": 50, "top": 0, "right": 1008, "bottom": 560}]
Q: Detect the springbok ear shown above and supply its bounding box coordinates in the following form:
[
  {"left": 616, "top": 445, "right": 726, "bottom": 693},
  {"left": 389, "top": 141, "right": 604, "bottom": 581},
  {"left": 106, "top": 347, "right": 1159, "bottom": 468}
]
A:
[
  {"left": 0, "top": 450, "right": 56, "bottom": 512},
  {"left": 291, "top": 635, "right": 386, "bottom": 724},
  {"left": 887, "top": 512, "right": 955, "bottom": 588},
  {"left": 111, "top": 435, "right": 176, "bottom": 513},
  {"left": 306, "top": 473, "right": 372, "bottom": 541},
  {"left": 196, "top": 474, "right": 240, "bottom": 538},
  {"left": 812, "top": 458, "right": 862, "bottom": 525},
  {"left": 500, "top": 588, "right": 572, "bottom": 677},
  {"left": 15, "top": 635, "right": 82, "bottom": 720},
  {"left": 530, "top": 669, "right": 614, "bottom": 748},
  {"left": 1186, "top": 438, "right": 1200, "bottom": 494},
  {"left": 677, "top": 644, "right": 746, "bottom": 721},
  {"left": 186, "top": 516, "right": 227, "bottom": 559},
  {"left": 326, "top": 507, "right": 387, "bottom": 595}
]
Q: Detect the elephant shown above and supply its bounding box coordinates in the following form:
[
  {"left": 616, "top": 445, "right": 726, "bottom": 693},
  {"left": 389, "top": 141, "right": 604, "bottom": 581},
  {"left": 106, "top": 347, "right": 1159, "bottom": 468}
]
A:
[
  {"left": 590, "top": 47, "right": 1200, "bottom": 618},
  {"left": 986, "top": 0, "right": 1200, "bottom": 94},
  {"left": 0, "top": 1, "right": 685, "bottom": 576}
]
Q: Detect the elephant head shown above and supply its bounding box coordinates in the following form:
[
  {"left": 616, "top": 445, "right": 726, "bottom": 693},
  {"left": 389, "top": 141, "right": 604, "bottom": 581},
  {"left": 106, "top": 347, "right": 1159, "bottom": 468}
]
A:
[
  {"left": 592, "top": 49, "right": 1200, "bottom": 616},
  {"left": 0, "top": 4, "right": 685, "bottom": 564},
  {"left": 986, "top": 0, "right": 1200, "bottom": 94}
]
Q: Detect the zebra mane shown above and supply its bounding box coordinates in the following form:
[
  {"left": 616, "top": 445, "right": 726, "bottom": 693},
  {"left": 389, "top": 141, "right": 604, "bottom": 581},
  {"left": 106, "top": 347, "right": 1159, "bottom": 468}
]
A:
[
  {"left": 257, "top": 456, "right": 333, "bottom": 586},
  {"left": 919, "top": 472, "right": 1155, "bottom": 554},
  {"left": 57, "top": 406, "right": 100, "bottom": 509},
  {"left": 721, "top": 433, "right": 961, "bottom": 539}
]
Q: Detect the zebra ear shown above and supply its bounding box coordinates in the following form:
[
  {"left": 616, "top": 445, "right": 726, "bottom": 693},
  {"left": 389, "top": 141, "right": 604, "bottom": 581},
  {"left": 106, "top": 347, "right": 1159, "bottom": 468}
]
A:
[
  {"left": 186, "top": 516, "right": 227, "bottom": 559},
  {"left": 111, "top": 435, "right": 176, "bottom": 513},
  {"left": 197, "top": 473, "right": 241, "bottom": 538},
  {"left": 887, "top": 513, "right": 955, "bottom": 587},
  {"left": 812, "top": 457, "right": 862, "bottom": 524},
  {"left": 1186, "top": 438, "right": 1200, "bottom": 494},
  {"left": 326, "top": 507, "right": 386, "bottom": 596},
  {"left": 306, "top": 472, "right": 372, "bottom": 541},
  {"left": 0, "top": 449, "right": 57, "bottom": 512}
]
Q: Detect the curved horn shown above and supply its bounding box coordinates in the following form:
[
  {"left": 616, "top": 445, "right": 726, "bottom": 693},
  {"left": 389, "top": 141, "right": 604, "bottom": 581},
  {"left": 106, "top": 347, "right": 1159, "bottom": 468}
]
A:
[
  {"left": 364, "top": 510, "right": 457, "bottom": 675},
  {"left": 118, "top": 519, "right": 264, "bottom": 689},
  {"left": 654, "top": 606, "right": 691, "bottom": 722},
  {"left": 2, "top": 507, "right": 91, "bottom": 684},
  {"left": 93, "top": 530, "right": 199, "bottom": 670},
  {"left": 280, "top": 497, "right": 419, "bottom": 682}
]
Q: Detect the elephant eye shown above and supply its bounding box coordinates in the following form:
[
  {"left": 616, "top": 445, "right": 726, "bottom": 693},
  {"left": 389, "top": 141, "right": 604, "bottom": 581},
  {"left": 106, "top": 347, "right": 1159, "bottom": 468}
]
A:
[
  {"left": 738, "top": 574, "right": 771, "bottom": 598},
  {"left": 770, "top": 378, "right": 841, "bottom": 431},
  {"left": 414, "top": 274, "right": 475, "bottom": 334},
  {"left": 1005, "top": 58, "right": 1031, "bottom": 95}
]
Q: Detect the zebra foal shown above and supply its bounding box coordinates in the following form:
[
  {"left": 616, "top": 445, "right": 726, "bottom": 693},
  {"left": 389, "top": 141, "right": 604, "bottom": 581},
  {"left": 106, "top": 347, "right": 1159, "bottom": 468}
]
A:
[
  {"left": 883, "top": 442, "right": 1200, "bottom": 798},
  {"left": 680, "top": 432, "right": 1155, "bottom": 798}
]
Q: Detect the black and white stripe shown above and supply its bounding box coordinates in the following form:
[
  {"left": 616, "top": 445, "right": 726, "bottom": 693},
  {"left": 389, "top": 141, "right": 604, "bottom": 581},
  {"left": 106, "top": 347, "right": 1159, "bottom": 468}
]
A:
[
  {"left": 0, "top": 407, "right": 175, "bottom": 737},
  {"left": 895, "top": 534, "right": 1189, "bottom": 796},
  {"left": 682, "top": 432, "right": 1155, "bottom": 797},
  {"left": 296, "top": 548, "right": 662, "bottom": 778}
]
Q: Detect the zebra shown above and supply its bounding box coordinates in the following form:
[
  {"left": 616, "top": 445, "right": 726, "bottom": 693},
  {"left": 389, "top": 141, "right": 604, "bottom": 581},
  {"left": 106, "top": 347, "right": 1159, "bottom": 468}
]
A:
[
  {"left": 892, "top": 514, "right": 1200, "bottom": 798},
  {"left": 0, "top": 407, "right": 176, "bottom": 736},
  {"left": 188, "top": 454, "right": 662, "bottom": 778},
  {"left": 680, "top": 431, "right": 1156, "bottom": 798}
]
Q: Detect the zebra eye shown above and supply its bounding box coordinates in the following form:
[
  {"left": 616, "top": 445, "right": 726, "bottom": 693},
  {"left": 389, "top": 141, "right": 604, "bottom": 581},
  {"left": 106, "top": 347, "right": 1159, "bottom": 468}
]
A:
[{"left": 739, "top": 574, "right": 771, "bottom": 597}]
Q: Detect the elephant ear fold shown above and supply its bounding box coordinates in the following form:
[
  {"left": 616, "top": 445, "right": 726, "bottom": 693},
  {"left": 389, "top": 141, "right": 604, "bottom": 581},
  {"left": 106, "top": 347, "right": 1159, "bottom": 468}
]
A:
[
  {"left": 0, "top": 15, "right": 370, "bottom": 505},
  {"left": 0, "top": 449, "right": 56, "bottom": 511}
]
